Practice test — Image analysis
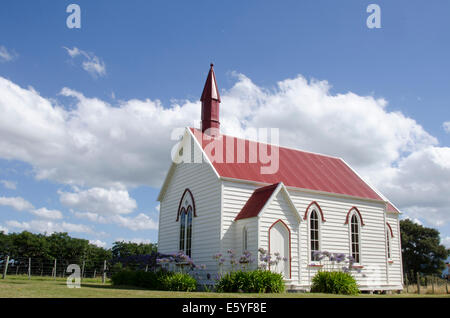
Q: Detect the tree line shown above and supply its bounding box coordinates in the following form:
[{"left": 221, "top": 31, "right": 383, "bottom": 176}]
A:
[{"left": 0, "top": 231, "right": 157, "bottom": 267}]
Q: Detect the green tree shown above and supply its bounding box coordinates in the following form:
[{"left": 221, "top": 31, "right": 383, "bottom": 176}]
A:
[
  {"left": 400, "top": 219, "right": 449, "bottom": 280},
  {"left": 111, "top": 241, "right": 157, "bottom": 259}
]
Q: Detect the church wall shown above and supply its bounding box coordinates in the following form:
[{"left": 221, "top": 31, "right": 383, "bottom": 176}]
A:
[
  {"left": 258, "top": 191, "right": 300, "bottom": 282},
  {"left": 158, "top": 134, "right": 222, "bottom": 273},
  {"left": 386, "top": 212, "right": 403, "bottom": 287},
  {"left": 221, "top": 180, "right": 403, "bottom": 290}
]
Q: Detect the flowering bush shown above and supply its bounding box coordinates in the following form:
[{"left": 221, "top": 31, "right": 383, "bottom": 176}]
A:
[
  {"left": 309, "top": 250, "right": 362, "bottom": 295},
  {"left": 311, "top": 251, "right": 364, "bottom": 275}
]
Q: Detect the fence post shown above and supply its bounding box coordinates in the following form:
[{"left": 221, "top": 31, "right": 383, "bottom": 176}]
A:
[
  {"left": 431, "top": 274, "right": 435, "bottom": 294},
  {"left": 446, "top": 278, "right": 448, "bottom": 294},
  {"left": 416, "top": 272, "right": 421, "bottom": 295},
  {"left": 53, "top": 259, "right": 57, "bottom": 280},
  {"left": 145, "top": 264, "right": 148, "bottom": 272},
  {"left": 81, "top": 260, "right": 85, "bottom": 281},
  {"left": 93, "top": 269, "right": 96, "bottom": 279},
  {"left": 405, "top": 275, "right": 409, "bottom": 293},
  {"left": 102, "top": 260, "right": 106, "bottom": 284},
  {"left": 28, "top": 258, "right": 31, "bottom": 279},
  {"left": 2, "top": 256, "right": 9, "bottom": 279}
]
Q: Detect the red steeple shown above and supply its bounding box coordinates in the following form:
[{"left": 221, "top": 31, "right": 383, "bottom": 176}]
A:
[{"left": 201, "top": 63, "right": 221, "bottom": 136}]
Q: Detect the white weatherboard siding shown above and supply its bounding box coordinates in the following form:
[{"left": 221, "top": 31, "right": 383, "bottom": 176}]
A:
[
  {"left": 220, "top": 180, "right": 401, "bottom": 290},
  {"left": 288, "top": 189, "right": 390, "bottom": 290},
  {"left": 386, "top": 212, "right": 403, "bottom": 288},
  {"left": 258, "top": 191, "right": 300, "bottom": 282},
  {"left": 221, "top": 180, "right": 258, "bottom": 267},
  {"left": 158, "top": 134, "right": 222, "bottom": 273},
  {"left": 234, "top": 218, "right": 258, "bottom": 270}
]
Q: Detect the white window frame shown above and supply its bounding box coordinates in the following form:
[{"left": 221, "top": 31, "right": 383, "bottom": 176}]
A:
[
  {"left": 243, "top": 226, "right": 248, "bottom": 252},
  {"left": 348, "top": 212, "right": 362, "bottom": 265},
  {"left": 307, "top": 207, "right": 322, "bottom": 264}
]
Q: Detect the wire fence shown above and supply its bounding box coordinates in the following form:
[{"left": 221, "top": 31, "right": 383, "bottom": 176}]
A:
[
  {"left": 404, "top": 272, "right": 449, "bottom": 295},
  {"left": 0, "top": 256, "right": 119, "bottom": 280}
]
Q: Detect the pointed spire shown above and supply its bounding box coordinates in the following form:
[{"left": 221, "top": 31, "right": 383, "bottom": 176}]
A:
[
  {"left": 200, "top": 63, "right": 221, "bottom": 136},
  {"left": 201, "top": 63, "right": 221, "bottom": 102}
]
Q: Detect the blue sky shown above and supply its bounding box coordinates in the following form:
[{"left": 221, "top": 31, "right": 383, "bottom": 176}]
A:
[{"left": 0, "top": 0, "right": 449, "bottom": 249}]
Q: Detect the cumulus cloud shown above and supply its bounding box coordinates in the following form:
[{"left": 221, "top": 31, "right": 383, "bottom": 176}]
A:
[
  {"left": 0, "top": 196, "right": 34, "bottom": 211},
  {"left": 441, "top": 237, "right": 450, "bottom": 249},
  {"left": 0, "top": 180, "right": 17, "bottom": 190},
  {"left": 90, "top": 239, "right": 107, "bottom": 248},
  {"left": 59, "top": 187, "right": 137, "bottom": 215},
  {"left": 74, "top": 211, "right": 158, "bottom": 231},
  {"left": 30, "top": 208, "right": 63, "bottom": 220},
  {"left": 63, "top": 46, "right": 106, "bottom": 78},
  {"left": 0, "top": 225, "right": 8, "bottom": 234},
  {"left": 6, "top": 219, "right": 93, "bottom": 234},
  {"left": 443, "top": 121, "right": 450, "bottom": 134},
  {"left": 0, "top": 46, "right": 17, "bottom": 62},
  {"left": 0, "top": 72, "right": 449, "bottom": 229},
  {"left": 114, "top": 237, "right": 153, "bottom": 244}
]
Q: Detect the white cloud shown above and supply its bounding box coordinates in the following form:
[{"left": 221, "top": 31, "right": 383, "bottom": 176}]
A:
[
  {"left": 6, "top": 219, "right": 93, "bottom": 234},
  {"left": 0, "top": 72, "right": 449, "bottom": 228},
  {"left": 59, "top": 187, "right": 137, "bottom": 215},
  {"left": 441, "top": 237, "right": 450, "bottom": 249},
  {"left": 89, "top": 239, "right": 107, "bottom": 248},
  {"left": 75, "top": 211, "right": 158, "bottom": 231},
  {"left": 114, "top": 237, "right": 153, "bottom": 244},
  {"left": 443, "top": 121, "right": 450, "bottom": 134},
  {"left": 111, "top": 213, "right": 158, "bottom": 231},
  {"left": 30, "top": 208, "right": 63, "bottom": 220},
  {"left": 63, "top": 46, "right": 106, "bottom": 78},
  {"left": 0, "top": 46, "right": 17, "bottom": 62},
  {"left": 0, "top": 179, "right": 17, "bottom": 190},
  {"left": 0, "top": 196, "right": 34, "bottom": 211},
  {"left": 0, "top": 225, "right": 8, "bottom": 234}
]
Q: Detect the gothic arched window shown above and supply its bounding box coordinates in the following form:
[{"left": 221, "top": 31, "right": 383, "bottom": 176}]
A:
[{"left": 177, "top": 189, "right": 196, "bottom": 257}]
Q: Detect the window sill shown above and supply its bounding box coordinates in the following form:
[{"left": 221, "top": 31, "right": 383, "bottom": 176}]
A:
[
  {"left": 388, "top": 260, "right": 394, "bottom": 264},
  {"left": 308, "top": 264, "right": 324, "bottom": 268},
  {"left": 351, "top": 265, "right": 364, "bottom": 269}
]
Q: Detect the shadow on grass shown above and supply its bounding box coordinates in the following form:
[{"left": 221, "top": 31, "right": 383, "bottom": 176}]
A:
[{"left": 80, "top": 283, "right": 152, "bottom": 291}]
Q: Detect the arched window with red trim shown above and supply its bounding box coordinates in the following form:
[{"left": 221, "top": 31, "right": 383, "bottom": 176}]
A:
[
  {"left": 177, "top": 189, "right": 195, "bottom": 257},
  {"left": 350, "top": 214, "right": 361, "bottom": 263}
]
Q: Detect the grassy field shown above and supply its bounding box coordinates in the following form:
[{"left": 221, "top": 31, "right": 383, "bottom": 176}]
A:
[{"left": 0, "top": 275, "right": 449, "bottom": 298}]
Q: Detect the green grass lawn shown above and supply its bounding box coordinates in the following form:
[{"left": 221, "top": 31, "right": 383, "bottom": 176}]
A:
[{"left": 0, "top": 275, "right": 448, "bottom": 298}]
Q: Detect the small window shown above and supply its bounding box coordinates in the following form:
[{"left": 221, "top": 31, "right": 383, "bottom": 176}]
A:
[
  {"left": 243, "top": 227, "right": 248, "bottom": 252},
  {"left": 386, "top": 229, "right": 391, "bottom": 259},
  {"left": 310, "top": 210, "right": 320, "bottom": 261},
  {"left": 350, "top": 214, "right": 360, "bottom": 263},
  {"left": 177, "top": 189, "right": 195, "bottom": 258},
  {"left": 179, "top": 209, "right": 186, "bottom": 251},
  {"left": 185, "top": 206, "right": 193, "bottom": 257}
]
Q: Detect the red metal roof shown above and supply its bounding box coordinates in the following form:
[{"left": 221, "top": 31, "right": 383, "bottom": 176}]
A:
[
  {"left": 190, "top": 128, "right": 383, "bottom": 201},
  {"left": 235, "top": 183, "right": 280, "bottom": 221}
]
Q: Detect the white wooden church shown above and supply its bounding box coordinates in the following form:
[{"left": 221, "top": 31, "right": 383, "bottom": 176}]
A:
[{"left": 157, "top": 65, "right": 404, "bottom": 292}]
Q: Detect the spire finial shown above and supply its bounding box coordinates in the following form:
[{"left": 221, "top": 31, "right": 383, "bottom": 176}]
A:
[{"left": 200, "top": 63, "right": 221, "bottom": 136}]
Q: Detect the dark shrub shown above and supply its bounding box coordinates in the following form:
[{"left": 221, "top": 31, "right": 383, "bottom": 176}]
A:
[
  {"left": 111, "top": 269, "right": 196, "bottom": 291},
  {"left": 310, "top": 271, "right": 359, "bottom": 295},
  {"left": 216, "top": 270, "right": 284, "bottom": 293}
]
